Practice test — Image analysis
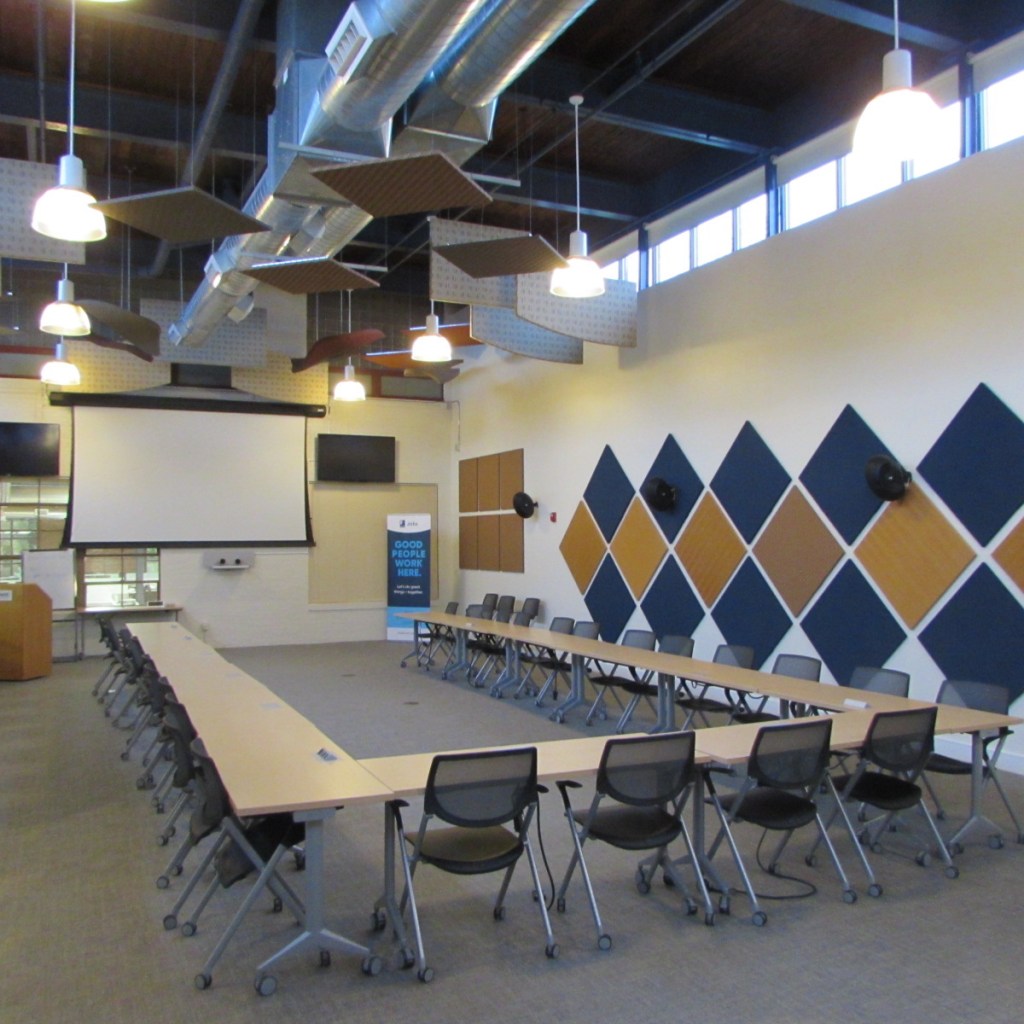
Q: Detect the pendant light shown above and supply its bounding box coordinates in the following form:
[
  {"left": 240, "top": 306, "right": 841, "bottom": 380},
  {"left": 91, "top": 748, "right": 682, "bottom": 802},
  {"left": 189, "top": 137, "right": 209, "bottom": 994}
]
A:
[
  {"left": 332, "top": 292, "right": 366, "bottom": 401},
  {"left": 853, "top": 0, "right": 941, "bottom": 164},
  {"left": 40, "top": 339, "right": 82, "bottom": 386},
  {"left": 550, "top": 95, "right": 604, "bottom": 299},
  {"left": 411, "top": 302, "right": 452, "bottom": 362},
  {"left": 40, "top": 271, "right": 91, "bottom": 336},
  {"left": 31, "top": 0, "right": 107, "bottom": 243}
]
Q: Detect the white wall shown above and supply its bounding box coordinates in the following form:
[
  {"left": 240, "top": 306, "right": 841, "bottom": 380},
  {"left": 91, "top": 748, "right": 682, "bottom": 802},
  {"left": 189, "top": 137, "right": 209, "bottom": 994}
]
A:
[{"left": 448, "top": 136, "right": 1024, "bottom": 771}]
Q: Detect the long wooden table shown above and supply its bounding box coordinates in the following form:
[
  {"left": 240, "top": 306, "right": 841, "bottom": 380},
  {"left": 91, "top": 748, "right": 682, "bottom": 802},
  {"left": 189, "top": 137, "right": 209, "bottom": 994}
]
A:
[{"left": 128, "top": 622, "right": 395, "bottom": 993}]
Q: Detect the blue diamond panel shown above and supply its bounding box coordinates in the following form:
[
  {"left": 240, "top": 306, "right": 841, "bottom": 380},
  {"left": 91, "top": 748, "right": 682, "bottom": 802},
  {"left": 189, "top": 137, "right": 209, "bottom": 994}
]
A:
[
  {"left": 710, "top": 559, "right": 792, "bottom": 668},
  {"left": 920, "top": 564, "right": 1024, "bottom": 704},
  {"left": 918, "top": 383, "right": 1024, "bottom": 545},
  {"left": 710, "top": 422, "right": 790, "bottom": 543},
  {"left": 583, "top": 445, "right": 635, "bottom": 543},
  {"left": 584, "top": 555, "right": 637, "bottom": 642},
  {"left": 643, "top": 435, "right": 704, "bottom": 542},
  {"left": 800, "top": 404, "right": 891, "bottom": 544},
  {"left": 640, "top": 558, "right": 705, "bottom": 642},
  {"left": 802, "top": 561, "right": 906, "bottom": 686}
]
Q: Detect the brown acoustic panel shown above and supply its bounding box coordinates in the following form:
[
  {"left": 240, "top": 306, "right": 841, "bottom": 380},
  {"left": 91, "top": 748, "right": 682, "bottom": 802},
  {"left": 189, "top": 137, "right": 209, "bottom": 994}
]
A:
[
  {"left": 610, "top": 498, "right": 668, "bottom": 599},
  {"left": 499, "top": 449, "right": 524, "bottom": 510},
  {"left": 435, "top": 235, "right": 568, "bottom": 278},
  {"left": 675, "top": 493, "right": 746, "bottom": 607},
  {"left": 76, "top": 301, "right": 161, "bottom": 354},
  {"left": 94, "top": 187, "right": 268, "bottom": 243},
  {"left": 753, "top": 488, "right": 843, "bottom": 615},
  {"left": 994, "top": 518, "right": 1024, "bottom": 593},
  {"left": 459, "top": 515, "right": 479, "bottom": 570},
  {"left": 245, "top": 257, "right": 378, "bottom": 294},
  {"left": 856, "top": 485, "right": 975, "bottom": 628},
  {"left": 313, "top": 153, "right": 491, "bottom": 217},
  {"left": 500, "top": 514, "right": 525, "bottom": 573},
  {"left": 477, "top": 514, "right": 501, "bottom": 571},
  {"left": 477, "top": 454, "right": 500, "bottom": 511},
  {"left": 459, "top": 458, "right": 478, "bottom": 513},
  {"left": 559, "top": 502, "right": 606, "bottom": 595}
]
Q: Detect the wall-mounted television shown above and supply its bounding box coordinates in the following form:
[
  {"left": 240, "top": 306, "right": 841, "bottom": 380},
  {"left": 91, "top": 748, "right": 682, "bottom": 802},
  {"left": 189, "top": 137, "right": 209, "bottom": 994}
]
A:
[
  {"left": 316, "top": 433, "right": 396, "bottom": 483},
  {"left": 0, "top": 422, "right": 60, "bottom": 477}
]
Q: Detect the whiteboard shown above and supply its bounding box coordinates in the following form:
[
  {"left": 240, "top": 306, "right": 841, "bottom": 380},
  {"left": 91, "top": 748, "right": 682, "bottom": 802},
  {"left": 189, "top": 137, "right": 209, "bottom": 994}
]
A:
[{"left": 22, "top": 549, "right": 76, "bottom": 609}]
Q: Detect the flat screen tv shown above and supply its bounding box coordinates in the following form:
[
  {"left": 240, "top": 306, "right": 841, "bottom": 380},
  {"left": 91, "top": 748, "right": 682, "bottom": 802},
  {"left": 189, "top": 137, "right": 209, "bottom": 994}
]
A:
[
  {"left": 316, "top": 433, "right": 395, "bottom": 483},
  {"left": 0, "top": 422, "right": 60, "bottom": 477}
]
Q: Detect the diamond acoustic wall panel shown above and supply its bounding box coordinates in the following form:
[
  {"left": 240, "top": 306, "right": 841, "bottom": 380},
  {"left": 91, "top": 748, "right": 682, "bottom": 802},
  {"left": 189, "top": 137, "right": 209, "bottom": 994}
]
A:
[
  {"left": 584, "top": 446, "right": 635, "bottom": 543},
  {"left": 643, "top": 435, "right": 703, "bottom": 542},
  {"left": 610, "top": 498, "right": 667, "bottom": 600},
  {"left": 584, "top": 555, "right": 636, "bottom": 642},
  {"left": 641, "top": 559, "right": 705, "bottom": 642},
  {"left": 710, "top": 559, "right": 792, "bottom": 668},
  {"left": 560, "top": 503, "right": 607, "bottom": 594}
]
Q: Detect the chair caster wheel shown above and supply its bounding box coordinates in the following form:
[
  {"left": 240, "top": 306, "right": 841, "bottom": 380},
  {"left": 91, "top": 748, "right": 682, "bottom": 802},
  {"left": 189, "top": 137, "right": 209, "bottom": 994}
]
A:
[
  {"left": 272, "top": 897, "right": 283, "bottom": 913},
  {"left": 293, "top": 851, "right": 306, "bottom": 870},
  {"left": 162, "top": 914, "right": 177, "bottom": 931},
  {"left": 915, "top": 852, "right": 931, "bottom": 867},
  {"left": 598, "top": 934, "right": 612, "bottom": 951},
  {"left": 556, "top": 898, "right": 566, "bottom": 913},
  {"left": 545, "top": 943, "right": 560, "bottom": 959},
  {"left": 401, "top": 950, "right": 416, "bottom": 970},
  {"left": 195, "top": 973, "right": 212, "bottom": 991},
  {"left": 636, "top": 879, "right": 651, "bottom": 895},
  {"left": 685, "top": 899, "right": 698, "bottom": 916},
  {"left": 493, "top": 906, "right": 506, "bottom": 921},
  {"left": 704, "top": 912, "right": 716, "bottom": 927},
  {"left": 842, "top": 889, "right": 857, "bottom": 904},
  {"left": 319, "top": 950, "right": 331, "bottom": 967},
  {"left": 121, "top": 751, "right": 130, "bottom": 761},
  {"left": 371, "top": 909, "right": 387, "bottom": 932},
  {"left": 752, "top": 911, "right": 767, "bottom": 927},
  {"left": 171, "top": 865, "right": 182, "bottom": 877},
  {"left": 157, "top": 835, "right": 168, "bottom": 847},
  {"left": 719, "top": 897, "right": 731, "bottom": 915},
  {"left": 988, "top": 835, "right": 1004, "bottom": 850},
  {"left": 361, "top": 955, "right": 383, "bottom": 976},
  {"left": 949, "top": 842, "right": 964, "bottom": 855},
  {"left": 156, "top": 875, "right": 169, "bottom": 889},
  {"left": 868, "top": 883, "right": 883, "bottom": 897},
  {"left": 804, "top": 854, "right": 816, "bottom": 867},
  {"left": 255, "top": 973, "right": 277, "bottom": 996},
  {"left": 135, "top": 777, "right": 146, "bottom": 789},
  {"left": 944, "top": 865, "right": 960, "bottom": 879},
  {"left": 418, "top": 967, "right": 435, "bottom": 983}
]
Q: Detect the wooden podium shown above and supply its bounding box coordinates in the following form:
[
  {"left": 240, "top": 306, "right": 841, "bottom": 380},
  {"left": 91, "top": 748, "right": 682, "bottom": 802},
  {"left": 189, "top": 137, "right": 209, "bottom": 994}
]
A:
[{"left": 0, "top": 583, "right": 52, "bottom": 680}]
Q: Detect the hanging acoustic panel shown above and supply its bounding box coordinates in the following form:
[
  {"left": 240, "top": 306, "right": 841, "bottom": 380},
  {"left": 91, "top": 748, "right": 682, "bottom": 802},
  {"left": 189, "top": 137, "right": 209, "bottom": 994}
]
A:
[
  {"left": 435, "top": 235, "right": 567, "bottom": 278},
  {"left": 430, "top": 218, "right": 519, "bottom": 309},
  {"left": 469, "top": 306, "right": 582, "bottom": 364},
  {"left": 245, "top": 257, "right": 379, "bottom": 294},
  {"left": 516, "top": 273, "right": 637, "bottom": 347},
  {"left": 77, "top": 300, "right": 161, "bottom": 355},
  {"left": 0, "top": 157, "right": 84, "bottom": 264}
]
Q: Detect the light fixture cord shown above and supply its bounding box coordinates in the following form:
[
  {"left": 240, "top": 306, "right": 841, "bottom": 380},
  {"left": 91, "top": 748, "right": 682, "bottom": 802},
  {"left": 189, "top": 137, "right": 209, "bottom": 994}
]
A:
[
  {"left": 68, "top": 0, "right": 77, "bottom": 156},
  {"left": 893, "top": 0, "right": 900, "bottom": 49},
  {"left": 573, "top": 98, "right": 581, "bottom": 233}
]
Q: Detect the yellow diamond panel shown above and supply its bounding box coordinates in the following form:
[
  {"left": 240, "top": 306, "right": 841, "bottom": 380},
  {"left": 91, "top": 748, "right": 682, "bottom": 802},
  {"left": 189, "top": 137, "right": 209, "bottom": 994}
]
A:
[
  {"left": 610, "top": 497, "right": 668, "bottom": 599},
  {"left": 856, "top": 485, "right": 975, "bottom": 628},
  {"left": 560, "top": 502, "right": 606, "bottom": 594},
  {"left": 753, "top": 488, "right": 843, "bottom": 616},
  {"left": 675, "top": 493, "right": 745, "bottom": 607},
  {"left": 994, "top": 517, "right": 1024, "bottom": 593}
]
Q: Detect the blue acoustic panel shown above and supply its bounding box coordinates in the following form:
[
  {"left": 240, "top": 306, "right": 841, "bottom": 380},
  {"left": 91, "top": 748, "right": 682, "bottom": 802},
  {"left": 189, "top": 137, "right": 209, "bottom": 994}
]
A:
[
  {"left": 643, "top": 435, "right": 703, "bottom": 542},
  {"left": 710, "top": 559, "right": 792, "bottom": 668},
  {"left": 584, "top": 555, "right": 637, "bottom": 642},
  {"left": 710, "top": 422, "right": 790, "bottom": 543},
  {"left": 641, "top": 558, "right": 705, "bottom": 641},
  {"left": 802, "top": 561, "right": 906, "bottom": 686},
  {"left": 800, "top": 404, "right": 891, "bottom": 544},
  {"left": 583, "top": 445, "right": 636, "bottom": 543},
  {"left": 920, "top": 564, "right": 1024, "bottom": 704},
  {"left": 918, "top": 384, "right": 1024, "bottom": 545}
]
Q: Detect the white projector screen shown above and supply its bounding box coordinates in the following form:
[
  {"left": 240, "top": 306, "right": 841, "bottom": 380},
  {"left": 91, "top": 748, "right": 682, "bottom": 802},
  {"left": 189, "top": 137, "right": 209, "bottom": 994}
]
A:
[{"left": 69, "top": 405, "right": 310, "bottom": 546}]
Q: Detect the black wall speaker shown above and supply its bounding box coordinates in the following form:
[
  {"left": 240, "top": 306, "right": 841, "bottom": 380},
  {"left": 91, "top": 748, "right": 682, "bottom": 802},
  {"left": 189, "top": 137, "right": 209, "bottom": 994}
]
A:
[
  {"left": 512, "top": 491, "right": 537, "bottom": 518},
  {"left": 641, "top": 476, "right": 677, "bottom": 511},
  {"left": 865, "top": 454, "right": 911, "bottom": 501}
]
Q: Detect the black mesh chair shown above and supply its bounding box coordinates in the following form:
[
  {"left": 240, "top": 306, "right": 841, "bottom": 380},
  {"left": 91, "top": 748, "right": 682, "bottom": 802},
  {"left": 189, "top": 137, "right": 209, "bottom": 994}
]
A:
[
  {"left": 819, "top": 706, "right": 958, "bottom": 891},
  {"left": 728, "top": 653, "right": 821, "bottom": 725},
  {"left": 91, "top": 616, "right": 127, "bottom": 699},
  {"left": 467, "top": 609, "right": 512, "bottom": 687},
  {"left": 401, "top": 601, "right": 458, "bottom": 670},
  {"left": 512, "top": 615, "right": 574, "bottom": 700},
  {"left": 495, "top": 594, "right": 516, "bottom": 616},
  {"left": 705, "top": 717, "right": 857, "bottom": 924},
  {"left": 675, "top": 643, "right": 754, "bottom": 728},
  {"left": 390, "top": 746, "right": 557, "bottom": 982},
  {"left": 555, "top": 731, "right": 712, "bottom": 947},
  {"left": 847, "top": 666, "right": 911, "bottom": 697},
  {"left": 584, "top": 628, "right": 657, "bottom": 727},
  {"left": 614, "top": 634, "right": 695, "bottom": 733},
  {"left": 480, "top": 593, "right": 498, "bottom": 614},
  {"left": 538, "top": 619, "right": 599, "bottom": 709},
  {"left": 519, "top": 597, "right": 541, "bottom": 623},
  {"left": 922, "top": 679, "right": 1023, "bottom": 849}
]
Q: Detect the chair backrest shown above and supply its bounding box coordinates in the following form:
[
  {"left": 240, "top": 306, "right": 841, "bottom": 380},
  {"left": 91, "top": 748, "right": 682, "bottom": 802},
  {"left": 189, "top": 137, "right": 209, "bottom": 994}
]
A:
[
  {"left": 465, "top": 603, "right": 493, "bottom": 620},
  {"left": 771, "top": 653, "right": 821, "bottom": 681},
  {"left": 481, "top": 593, "right": 498, "bottom": 611},
  {"left": 620, "top": 628, "right": 656, "bottom": 651},
  {"left": 864, "top": 706, "right": 937, "bottom": 774},
  {"left": 189, "top": 737, "right": 231, "bottom": 834},
  {"left": 519, "top": 597, "right": 541, "bottom": 622},
  {"left": 659, "top": 634, "right": 694, "bottom": 657},
  {"left": 163, "top": 695, "right": 197, "bottom": 789},
  {"left": 749, "top": 718, "right": 832, "bottom": 789},
  {"left": 493, "top": 609, "right": 511, "bottom": 624},
  {"left": 127, "top": 635, "right": 147, "bottom": 674},
  {"left": 495, "top": 594, "right": 516, "bottom": 614},
  {"left": 547, "top": 616, "right": 574, "bottom": 635},
  {"left": 443, "top": 601, "right": 459, "bottom": 614},
  {"left": 572, "top": 621, "right": 600, "bottom": 639},
  {"left": 597, "top": 731, "right": 696, "bottom": 806},
  {"left": 848, "top": 666, "right": 910, "bottom": 697},
  {"left": 512, "top": 610, "right": 532, "bottom": 626},
  {"left": 424, "top": 747, "right": 537, "bottom": 828},
  {"left": 935, "top": 678, "right": 1009, "bottom": 715},
  {"left": 713, "top": 643, "right": 755, "bottom": 669}
]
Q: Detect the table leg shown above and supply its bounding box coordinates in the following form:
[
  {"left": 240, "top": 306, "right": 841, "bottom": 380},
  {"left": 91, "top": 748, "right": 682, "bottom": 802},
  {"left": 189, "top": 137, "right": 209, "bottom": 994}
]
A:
[
  {"left": 550, "top": 653, "right": 586, "bottom": 723},
  {"left": 653, "top": 672, "right": 677, "bottom": 732},
  {"left": 443, "top": 626, "right": 470, "bottom": 680},
  {"left": 945, "top": 732, "right": 1004, "bottom": 851},
  {"left": 490, "top": 639, "right": 522, "bottom": 697}
]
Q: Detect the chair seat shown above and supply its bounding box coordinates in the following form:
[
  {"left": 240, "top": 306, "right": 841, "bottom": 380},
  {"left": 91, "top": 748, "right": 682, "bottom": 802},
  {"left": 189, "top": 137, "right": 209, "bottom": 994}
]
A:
[
  {"left": 838, "top": 771, "right": 922, "bottom": 811},
  {"left": 588, "top": 672, "right": 652, "bottom": 696},
  {"left": 675, "top": 693, "right": 730, "bottom": 713},
  {"left": 719, "top": 787, "right": 816, "bottom": 831},
  {"left": 925, "top": 751, "right": 971, "bottom": 775},
  {"left": 573, "top": 805, "right": 681, "bottom": 850},
  {"left": 729, "top": 710, "right": 779, "bottom": 725},
  {"left": 408, "top": 825, "right": 523, "bottom": 875}
]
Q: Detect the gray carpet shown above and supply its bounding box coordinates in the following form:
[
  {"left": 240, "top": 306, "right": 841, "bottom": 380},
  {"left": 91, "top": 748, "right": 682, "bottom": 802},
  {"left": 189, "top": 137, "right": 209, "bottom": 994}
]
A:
[{"left": 2, "top": 640, "right": 1021, "bottom": 1024}]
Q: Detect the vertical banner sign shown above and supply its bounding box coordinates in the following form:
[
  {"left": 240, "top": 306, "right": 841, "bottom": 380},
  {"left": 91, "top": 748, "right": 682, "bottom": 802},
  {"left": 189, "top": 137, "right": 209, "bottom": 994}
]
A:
[{"left": 386, "top": 514, "right": 431, "bottom": 641}]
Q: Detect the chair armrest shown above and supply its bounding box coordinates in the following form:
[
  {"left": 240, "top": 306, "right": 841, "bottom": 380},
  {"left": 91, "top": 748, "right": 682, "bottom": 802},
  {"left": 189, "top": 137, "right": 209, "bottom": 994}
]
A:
[{"left": 555, "top": 778, "right": 582, "bottom": 809}]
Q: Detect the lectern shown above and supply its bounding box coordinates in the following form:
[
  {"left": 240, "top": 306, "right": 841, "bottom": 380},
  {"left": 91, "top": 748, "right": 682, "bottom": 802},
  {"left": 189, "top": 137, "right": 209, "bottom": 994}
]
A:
[{"left": 0, "top": 583, "right": 52, "bottom": 680}]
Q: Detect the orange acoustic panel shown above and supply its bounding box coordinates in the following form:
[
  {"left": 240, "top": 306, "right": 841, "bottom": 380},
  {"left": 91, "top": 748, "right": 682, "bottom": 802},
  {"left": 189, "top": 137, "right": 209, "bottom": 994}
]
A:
[
  {"left": 753, "top": 488, "right": 844, "bottom": 615},
  {"left": 459, "top": 458, "right": 478, "bottom": 513},
  {"left": 500, "top": 514, "right": 525, "bottom": 573},
  {"left": 477, "top": 454, "right": 500, "bottom": 511},
  {"left": 477, "top": 515, "right": 501, "bottom": 571},
  {"left": 994, "top": 518, "right": 1024, "bottom": 593},
  {"left": 499, "top": 449, "right": 524, "bottom": 510},
  {"left": 675, "top": 493, "right": 746, "bottom": 607},
  {"left": 856, "top": 485, "right": 975, "bottom": 628},
  {"left": 459, "top": 515, "right": 478, "bottom": 570},
  {"left": 560, "top": 503, "right": 606, "bottom": 595},
  {"left": 610, "top": 498, "right": 668, "bottom": 599}
]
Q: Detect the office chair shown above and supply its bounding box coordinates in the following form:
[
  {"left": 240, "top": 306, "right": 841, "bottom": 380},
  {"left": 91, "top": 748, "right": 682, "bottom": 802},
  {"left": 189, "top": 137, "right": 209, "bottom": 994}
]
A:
[
  {"left": 675, "top": 643, "right": 754, "bottom": 728},
  {"left": 614, "top": 634, "right": 694, "bottom": 733},
  {"left": 583, "top": 628, "right": 657, "bottom": 727},
  {"left": 705, "top": 717, "right": 857, "bottom": 924},
  {"left": 389, "top": 746, "right": 557, "bottom": 982},
  {"left": 477, "top": 609, "right": 532, "bottom": 690},
  {"left": 817, "top": 706, "right": 958, "bottom": 894},
  {"left": 466, "top": 609, "right": 511, "bottom": 687},
  {"left": 519, "top": 597, "right": 541, "bottom": 623},
  {"left": 548, "top": 620, "right": 601, "bottom": 721},
  {"left": 495, "top": 594, "right": 516, "bottom": 616},
  {"left": 510, "top": 615, "right": 574, "bottom": 700},
  {"left": 727, "top": 653, "right": 821, "bottom": 724},
  {"left": 91, "top": 616, "right": 127, "bottom": 698},
  {"left": 555, "top": 730, "right": 712, "bottom": 947},
  {"left": 401, "top": 601, "right": 458, "bottom": 670},
  {"left": 480, "top": 593, "right": 498, "bottom": 614},
  {"left": 922, "top": 679, "right": 1023, "bottom": 849},
  {"left": 847, "top": 666, "right": 910, "bottom": 697}
]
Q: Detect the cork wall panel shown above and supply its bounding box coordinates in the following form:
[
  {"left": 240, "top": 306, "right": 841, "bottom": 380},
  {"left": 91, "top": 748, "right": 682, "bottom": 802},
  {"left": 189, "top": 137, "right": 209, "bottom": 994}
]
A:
[
  {"left": 459, "top": 515, "right": 479, "bottom": 570},
  {"left": 477, "top": 514, "right": 501, "bottom": 571},
  {"left": 477, "top": 454, "right": 500, "bottom": 510},
  {"left": 559, "top": 502, "right": 606, "bottom": 594},
  {"left": 994, "top": 518, "right": 1024, "bottom": 594},
  {"left": 609, "top": 498, "right": 667, "bottom": 599},
  {"left": 499, "top": 448, "right": 524, "bottom": 509},
  {"left": 675, "top": 493, "right": 745, "bottom": 607},
  {"left": 459, "top": 458, "right": 478, "bottom": 513},
  {"left": 500, "top": 514, "right": 524, "bottom": 573}
]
